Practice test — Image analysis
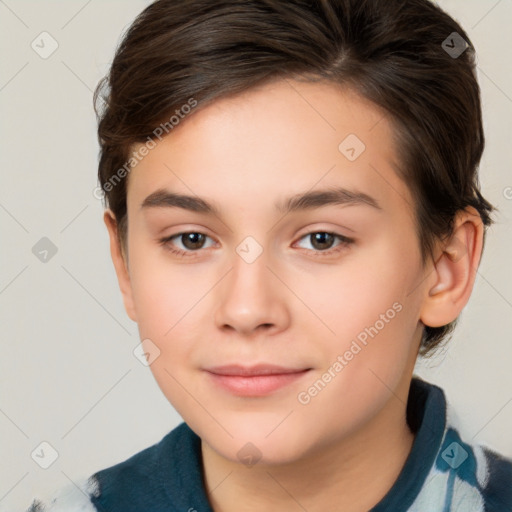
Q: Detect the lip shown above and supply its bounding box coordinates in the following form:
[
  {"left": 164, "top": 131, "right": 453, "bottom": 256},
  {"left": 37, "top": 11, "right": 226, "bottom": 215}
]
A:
[{"left": 204, "top": 364, "right": 312, "bottom": 396}]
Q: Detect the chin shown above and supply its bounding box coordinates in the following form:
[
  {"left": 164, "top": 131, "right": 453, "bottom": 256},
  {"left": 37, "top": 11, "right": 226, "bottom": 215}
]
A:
[
  {"left": 201, "top": 417, "right": 314, "bottom": 467},
  {"left": 215, "top": 438, "right": 309, "bottom": 467}
]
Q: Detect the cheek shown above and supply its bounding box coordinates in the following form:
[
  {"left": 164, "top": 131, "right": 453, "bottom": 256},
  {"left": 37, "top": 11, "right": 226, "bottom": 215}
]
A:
[
  {"left": 128, "top": 243, "right": 200, "bottom": 329},
  {"left": 127, "top": 252, "right": 208, "bottom": 416},
  {"left": 127, "top": 250, "right": 199, "bottom": 379},
  {"left": 292, "top": 240, "right": 413, "bottom": 339},
  {"left": 291, "top": 268, "right": 417, "bottom": 442},
  {"left": 297, "top": 236, "right": 419, "bottom": 380}
]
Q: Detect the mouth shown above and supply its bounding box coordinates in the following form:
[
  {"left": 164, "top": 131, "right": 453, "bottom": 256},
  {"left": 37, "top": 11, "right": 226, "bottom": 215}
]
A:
[{"left": 203, "top": 364, "right": 312, "bottom": 396}]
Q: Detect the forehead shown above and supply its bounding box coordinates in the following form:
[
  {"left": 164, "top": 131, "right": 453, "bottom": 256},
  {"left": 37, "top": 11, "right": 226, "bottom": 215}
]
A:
[{"left": 126, "top": 79, "right": 414, "bottom": 220}]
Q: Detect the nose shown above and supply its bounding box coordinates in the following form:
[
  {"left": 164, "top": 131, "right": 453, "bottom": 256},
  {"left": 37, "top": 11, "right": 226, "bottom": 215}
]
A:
[{"left": 213, "top": 249, "right": 290, "bottom": 338}]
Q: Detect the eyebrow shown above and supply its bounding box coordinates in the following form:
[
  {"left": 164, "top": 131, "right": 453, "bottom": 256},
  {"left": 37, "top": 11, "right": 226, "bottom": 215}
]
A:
[{"left": 140, "top": 186, "right": 382, "bottom": 216}]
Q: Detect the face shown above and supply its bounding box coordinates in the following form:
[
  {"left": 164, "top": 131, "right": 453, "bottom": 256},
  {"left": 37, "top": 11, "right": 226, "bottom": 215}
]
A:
[{"left": 111, "top": 79, "right": 429, "bottom": 465}]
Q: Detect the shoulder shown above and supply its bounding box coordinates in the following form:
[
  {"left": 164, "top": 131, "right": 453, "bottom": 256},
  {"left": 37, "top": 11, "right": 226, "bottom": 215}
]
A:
[
  {"left": 91, "top": 422, "right": 191, "bottom": 488},
  {"left": 477, "top": 443, "right": 512, "bottom": 508},
  {"left": 24, "top": 475, "right": 100, "bottom": 512},
  {"left": 22, "top": 424, "right": 193, "bottom": 512},
  {"left": 406, "top": 378, "right": 512, "bottom": 511},
  {"left": 427, "top": 391, "right": 512, "bottom": 510},
  {"left": 89, "top": 422, "right": 202, "bottom": 510},
  {"left": 442, "top": 391, "right": 512, "bottom": 492}
]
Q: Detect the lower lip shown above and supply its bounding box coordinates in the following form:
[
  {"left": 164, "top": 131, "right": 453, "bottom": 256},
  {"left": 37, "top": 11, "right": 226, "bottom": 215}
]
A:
[{"left": 205, "top": 370, "right": 311, "bottom": 396}]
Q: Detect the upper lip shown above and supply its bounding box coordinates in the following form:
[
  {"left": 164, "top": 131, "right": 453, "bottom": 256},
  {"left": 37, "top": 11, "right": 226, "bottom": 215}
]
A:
[{"left": 204, "top": 364, "right": 311, "bottom": 376}]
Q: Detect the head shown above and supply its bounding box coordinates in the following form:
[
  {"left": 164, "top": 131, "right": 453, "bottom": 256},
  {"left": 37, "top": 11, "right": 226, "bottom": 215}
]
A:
[{"left": 95, "top": 0, "right": 495, "bottom": 465}]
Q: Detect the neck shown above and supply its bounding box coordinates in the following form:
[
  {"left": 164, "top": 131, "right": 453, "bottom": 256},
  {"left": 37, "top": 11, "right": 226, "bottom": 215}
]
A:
[{"left": 201, "top": 385, "right": 416, "bottom": 512}]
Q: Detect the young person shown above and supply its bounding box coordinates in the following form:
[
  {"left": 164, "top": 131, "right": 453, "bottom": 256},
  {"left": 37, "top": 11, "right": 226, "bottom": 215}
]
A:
[{"left": 26, "top": 0, "right": 512, "bottom": 510}]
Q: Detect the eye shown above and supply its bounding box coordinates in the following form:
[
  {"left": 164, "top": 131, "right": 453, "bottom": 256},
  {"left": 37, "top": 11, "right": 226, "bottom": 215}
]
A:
[
  {"left": 294, "top": 231, "right": 354, "bottom": 256},
  {"left": 159, "top": 232, "right": 216, "bottom": 257},
  {"left": 159, "top": 230, "right": 354, "bottom": 258}
]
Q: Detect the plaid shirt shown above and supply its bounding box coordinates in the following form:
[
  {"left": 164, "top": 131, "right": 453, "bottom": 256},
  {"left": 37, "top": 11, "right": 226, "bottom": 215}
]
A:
[{"left": 25, "top": 378, "right": 512, "bottom": 512}]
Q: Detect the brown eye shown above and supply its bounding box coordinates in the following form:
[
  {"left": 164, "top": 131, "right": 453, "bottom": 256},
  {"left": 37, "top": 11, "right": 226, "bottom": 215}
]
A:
[
  {"left": 159, "top": 232, "right": 215, "bottom": 257},
  {"left": 295, "top": 231, "right": 354, "bottom": 257},
  {"left": 180, "top": 232, "right": 207, "bottom": 250},
  {"left": 309, "top": 232, "right": 336, "bottom": 251}
]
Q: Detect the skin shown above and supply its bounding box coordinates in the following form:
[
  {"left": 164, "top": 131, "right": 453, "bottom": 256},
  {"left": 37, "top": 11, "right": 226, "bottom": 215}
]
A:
[{"left": 104, "top": 79, "right": 484, "bottom": 511}]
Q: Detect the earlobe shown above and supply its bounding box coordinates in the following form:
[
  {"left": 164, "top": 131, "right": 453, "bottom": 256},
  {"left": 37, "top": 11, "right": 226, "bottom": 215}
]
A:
[
  {"left": 420, "top": 207, "right": 483, "bottom": 328},
  {"left": 103, "top": 210, "right": 137, "bottom": 322}
]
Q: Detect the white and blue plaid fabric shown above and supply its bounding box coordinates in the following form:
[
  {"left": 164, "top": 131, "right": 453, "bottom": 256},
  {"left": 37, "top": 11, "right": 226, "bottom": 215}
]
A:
[{"left": 25, "top": 377, "right": 512, "bottom": 512}]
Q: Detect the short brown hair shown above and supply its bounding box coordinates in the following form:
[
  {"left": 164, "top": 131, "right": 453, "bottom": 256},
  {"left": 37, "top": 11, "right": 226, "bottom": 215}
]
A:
[{"left": 93, "top": 0, "right": 496, "bottom": 357}]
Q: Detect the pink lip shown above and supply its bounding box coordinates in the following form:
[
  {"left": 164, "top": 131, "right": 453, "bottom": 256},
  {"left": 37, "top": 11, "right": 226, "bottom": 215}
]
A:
[{"left": 204, "top": 364, "right": 311, "bottom": 396}]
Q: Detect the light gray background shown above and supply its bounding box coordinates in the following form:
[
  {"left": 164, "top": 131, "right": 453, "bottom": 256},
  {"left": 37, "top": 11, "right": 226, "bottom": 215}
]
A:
[{"left": 0, "top": 0, "right": 511, "bottom": 509}]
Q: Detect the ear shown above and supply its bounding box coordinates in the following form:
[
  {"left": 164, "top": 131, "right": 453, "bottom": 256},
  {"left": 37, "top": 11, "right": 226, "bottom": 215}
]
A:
[
  {"left": 103, "top": 209, "right": 137, "bottom": 322},
  {"left": 420, "top": 206, "right": 484, "bottom": 328}
]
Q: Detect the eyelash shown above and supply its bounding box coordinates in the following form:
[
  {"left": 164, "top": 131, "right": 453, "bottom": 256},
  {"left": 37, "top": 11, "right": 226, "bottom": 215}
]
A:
[{"left": 158, "top": 231, "right": 354, "bottom": 259}]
